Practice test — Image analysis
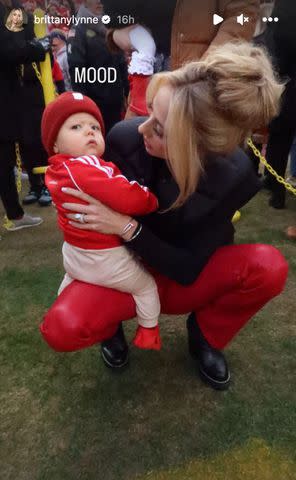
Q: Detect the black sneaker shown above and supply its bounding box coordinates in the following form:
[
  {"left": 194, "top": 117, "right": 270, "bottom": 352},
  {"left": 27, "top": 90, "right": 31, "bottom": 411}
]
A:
[
  {"left": 101, "top": 323, "right": 129, "bottom": 369},
  {"left": 22, "top": 188, "right": 40, "bottom": 205},
  {"left": 38, "top": 187, "right": 52, "bottom": 206}
]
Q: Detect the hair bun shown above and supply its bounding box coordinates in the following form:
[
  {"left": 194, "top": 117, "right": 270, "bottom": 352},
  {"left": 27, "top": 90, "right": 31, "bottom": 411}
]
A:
[{"left": 204, "top": 42, "right": 284, "bottom": 130}]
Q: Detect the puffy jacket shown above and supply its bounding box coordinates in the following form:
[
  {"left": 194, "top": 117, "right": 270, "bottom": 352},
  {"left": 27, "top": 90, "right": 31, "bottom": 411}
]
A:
[
  {"left": 104, "top": 117, "right": 262, "bottom": 285},
  {"left": 171, "top": 0, "right": 260, "bottom": 68}
]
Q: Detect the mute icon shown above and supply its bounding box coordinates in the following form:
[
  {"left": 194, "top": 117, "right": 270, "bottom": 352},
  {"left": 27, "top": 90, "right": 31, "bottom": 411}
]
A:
[
  {"left": 237, "top": 13, "right": 249, "bottom": 25},
  {"left": 213, "top": 14, "right": 224, "bottom": 26}
]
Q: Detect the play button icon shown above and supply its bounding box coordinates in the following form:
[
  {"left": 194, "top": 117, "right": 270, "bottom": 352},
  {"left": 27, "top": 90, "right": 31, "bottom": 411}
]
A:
[{"left": 213, "top": 14, "right": 224, "bottom": 25}]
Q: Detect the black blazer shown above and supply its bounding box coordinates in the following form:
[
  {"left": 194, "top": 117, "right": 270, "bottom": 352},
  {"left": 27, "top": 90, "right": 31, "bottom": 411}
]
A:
[{"left": 105, "top": 117, "right": 261, "bottom": 285}]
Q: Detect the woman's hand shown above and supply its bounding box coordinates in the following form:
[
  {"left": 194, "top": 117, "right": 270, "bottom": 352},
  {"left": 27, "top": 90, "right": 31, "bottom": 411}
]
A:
[{"left": 61, "top": 187, "right": 137, "bottom": 238}]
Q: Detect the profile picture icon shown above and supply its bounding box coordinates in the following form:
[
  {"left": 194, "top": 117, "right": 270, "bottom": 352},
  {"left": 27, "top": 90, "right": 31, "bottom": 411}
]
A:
[{"left": 5, "top": 8, "right": 24, "bottom": 32}]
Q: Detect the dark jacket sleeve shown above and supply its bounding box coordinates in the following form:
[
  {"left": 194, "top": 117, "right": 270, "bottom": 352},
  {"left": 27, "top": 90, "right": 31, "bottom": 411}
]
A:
[
  {"left": 68, "top": 27, "right": 89, "bottom": 95},
  {"left": 0, "top": 30, "right": 45, "bottom": 64}
]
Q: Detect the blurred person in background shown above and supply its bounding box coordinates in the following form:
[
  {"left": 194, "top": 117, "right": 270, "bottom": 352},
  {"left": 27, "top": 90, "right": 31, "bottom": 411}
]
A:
[
  {"left": 105, "top": 0, "right": 260, "bottom": 119},
  {"left": 17, "top": 7, "right": 52, "bottom": 207},
  {"left": 0, "top": 0, "right": 49, "bottom": 230},
  {"left": 285, "top": 137, "right": 296, "bottom": 240},
  {"left": 104, "top": 0, "right": 260, "bottom": 69},
  {"left": 254, "top": 0, "right": 274, "bottom": 38},
  {"left": 67, "top": 0, "right": 129, "bottom": 132},
  {"left": 247, "top": 1, "right": 275, "bottom": 176},
  {"left": 59, "top": 0, "right": 75, "bottom": 18},
  {"left": 286, "top": 140, "right": 296, "bottom": 188},
  {"left": 45, "top": 0, "right": 58, "bottom": 32},
  {"left": 45, "top": 0, "right": 70, "bottom": 35},
  {"left": 51, "top": 53, "right": 66, "bottom": 93},
  {"left": 263, "top": 0, "right": 296, "bottom": 209},
  {"left": 50, "top": 29, "right": 72, "bottom": 90},
  {"left": 22, "top": 0, "right": 37, "bottom": 14},
  {"left": 109, "top": 24, "right": 156, "bottom": 118},
  {"left": 65, "top": 0, "right": 76, "bottom": 16}
]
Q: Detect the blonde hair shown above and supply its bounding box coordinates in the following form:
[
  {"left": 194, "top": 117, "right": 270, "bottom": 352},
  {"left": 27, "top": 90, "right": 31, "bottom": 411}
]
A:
[
  {"left": 6, "top": 8, "right": 24, "bottom": 32},
  {"left": 147, "top": 42, "right": 284, "bottom": 210}
]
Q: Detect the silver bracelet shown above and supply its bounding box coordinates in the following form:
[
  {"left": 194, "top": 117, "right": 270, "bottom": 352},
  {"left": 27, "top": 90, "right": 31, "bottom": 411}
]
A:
[{"left": 124, "top": 223, "right": 143, "bottom": 242}]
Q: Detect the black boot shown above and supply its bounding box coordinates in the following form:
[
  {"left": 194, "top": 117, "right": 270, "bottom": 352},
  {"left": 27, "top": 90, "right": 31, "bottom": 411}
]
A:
[
  {"left": 101, "top": 323, "right": 129, "bottom": 369},
  {"left": 268, "top": 179, "right": 286, "bottom": 209},
  {"left": 186, "top": 313, "right": 230, "bottom": 390},
  {"left": 269, "top": 191, "right": 286, "bottom": 209}
]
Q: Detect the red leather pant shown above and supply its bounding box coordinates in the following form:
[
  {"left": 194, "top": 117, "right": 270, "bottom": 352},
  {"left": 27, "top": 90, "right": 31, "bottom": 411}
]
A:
[{"left": 40, "top": 244, "right": 288, "bottom": 352}]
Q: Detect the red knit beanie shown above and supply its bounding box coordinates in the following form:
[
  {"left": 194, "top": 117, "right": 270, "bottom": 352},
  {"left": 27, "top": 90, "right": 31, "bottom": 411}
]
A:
[{"left": 41, "top": 92, "right": 105, "bottom": 156}]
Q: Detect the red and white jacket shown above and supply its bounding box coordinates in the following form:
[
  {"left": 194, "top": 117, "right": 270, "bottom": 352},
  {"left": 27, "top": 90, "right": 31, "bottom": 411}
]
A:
[{"left": 46, "top": 154, "right": 158, "bottom": 250}]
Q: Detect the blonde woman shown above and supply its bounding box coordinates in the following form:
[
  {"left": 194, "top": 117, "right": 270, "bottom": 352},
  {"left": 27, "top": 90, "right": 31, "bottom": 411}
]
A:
[
  {"left": 5, "top": 8, "right": 24, "bottom": 32},
  {"left": 41, "top": 43, "right": 288, "bottom": 390}
]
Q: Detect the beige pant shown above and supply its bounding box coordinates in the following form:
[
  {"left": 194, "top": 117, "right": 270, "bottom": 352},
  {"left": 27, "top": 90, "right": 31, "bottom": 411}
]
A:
[{"left": 58, "top": 242, "right": 160, "bottom": 328}]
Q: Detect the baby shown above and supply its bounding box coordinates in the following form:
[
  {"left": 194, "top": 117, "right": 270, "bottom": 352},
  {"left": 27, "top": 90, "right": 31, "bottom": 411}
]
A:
[{"left": 41, "top": 91, "right": 161, "bottom": 350}]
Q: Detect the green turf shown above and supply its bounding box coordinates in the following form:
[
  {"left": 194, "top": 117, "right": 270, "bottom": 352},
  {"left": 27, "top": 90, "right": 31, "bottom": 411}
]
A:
[{"left": 0, "top": 188, "right": 295, "bottom": 480}]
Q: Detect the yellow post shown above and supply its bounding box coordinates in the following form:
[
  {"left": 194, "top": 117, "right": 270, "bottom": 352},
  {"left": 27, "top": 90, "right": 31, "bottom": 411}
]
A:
[{"left": 33, "top": 8, "right": 56, "bottom": 105}]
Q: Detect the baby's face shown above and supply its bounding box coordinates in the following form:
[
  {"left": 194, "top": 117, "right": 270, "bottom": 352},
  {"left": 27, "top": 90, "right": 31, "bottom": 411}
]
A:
[{"left": 54, "top": 112, "right": 105, "bottom": 158}]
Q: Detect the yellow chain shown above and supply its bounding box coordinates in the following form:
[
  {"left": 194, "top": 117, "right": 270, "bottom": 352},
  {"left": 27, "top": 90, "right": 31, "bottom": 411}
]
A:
[
  {"left": 32, "top": 62, "right": 43, "bottom": 85},
  {"left": 15, "top": 142, "right": 22, "bottom": 193},
  {"left": 247, "top": 138, "right": 296, "bottom": 197},
  {"left": 3, "top": 216, "right": 13, "bottom": 230},
  {"left": 3, "top": 142, "right": 23, "bottom": 230},
  {"left": 20, "top": 62, "right": 43, "bottom": 86},
  {"left": 33, "top": 61, "right": 59, "bottom": 98}
]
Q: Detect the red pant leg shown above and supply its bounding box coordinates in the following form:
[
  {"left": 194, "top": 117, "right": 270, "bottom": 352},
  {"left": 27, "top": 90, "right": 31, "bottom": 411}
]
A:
[
  {"left": 157, "top": 244, "right": 288, "bottom": 349},
  {"left": 40, "top": 244, "right": 288, "bottom": 352},
  {"left": 40, "top": 283, "right": 136, "bottom": 352}
]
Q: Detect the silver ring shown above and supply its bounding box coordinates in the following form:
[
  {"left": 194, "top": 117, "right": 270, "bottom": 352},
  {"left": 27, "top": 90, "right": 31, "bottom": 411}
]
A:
[{"left": 74, "top": 213, "right": 86, "bottom": 223}]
